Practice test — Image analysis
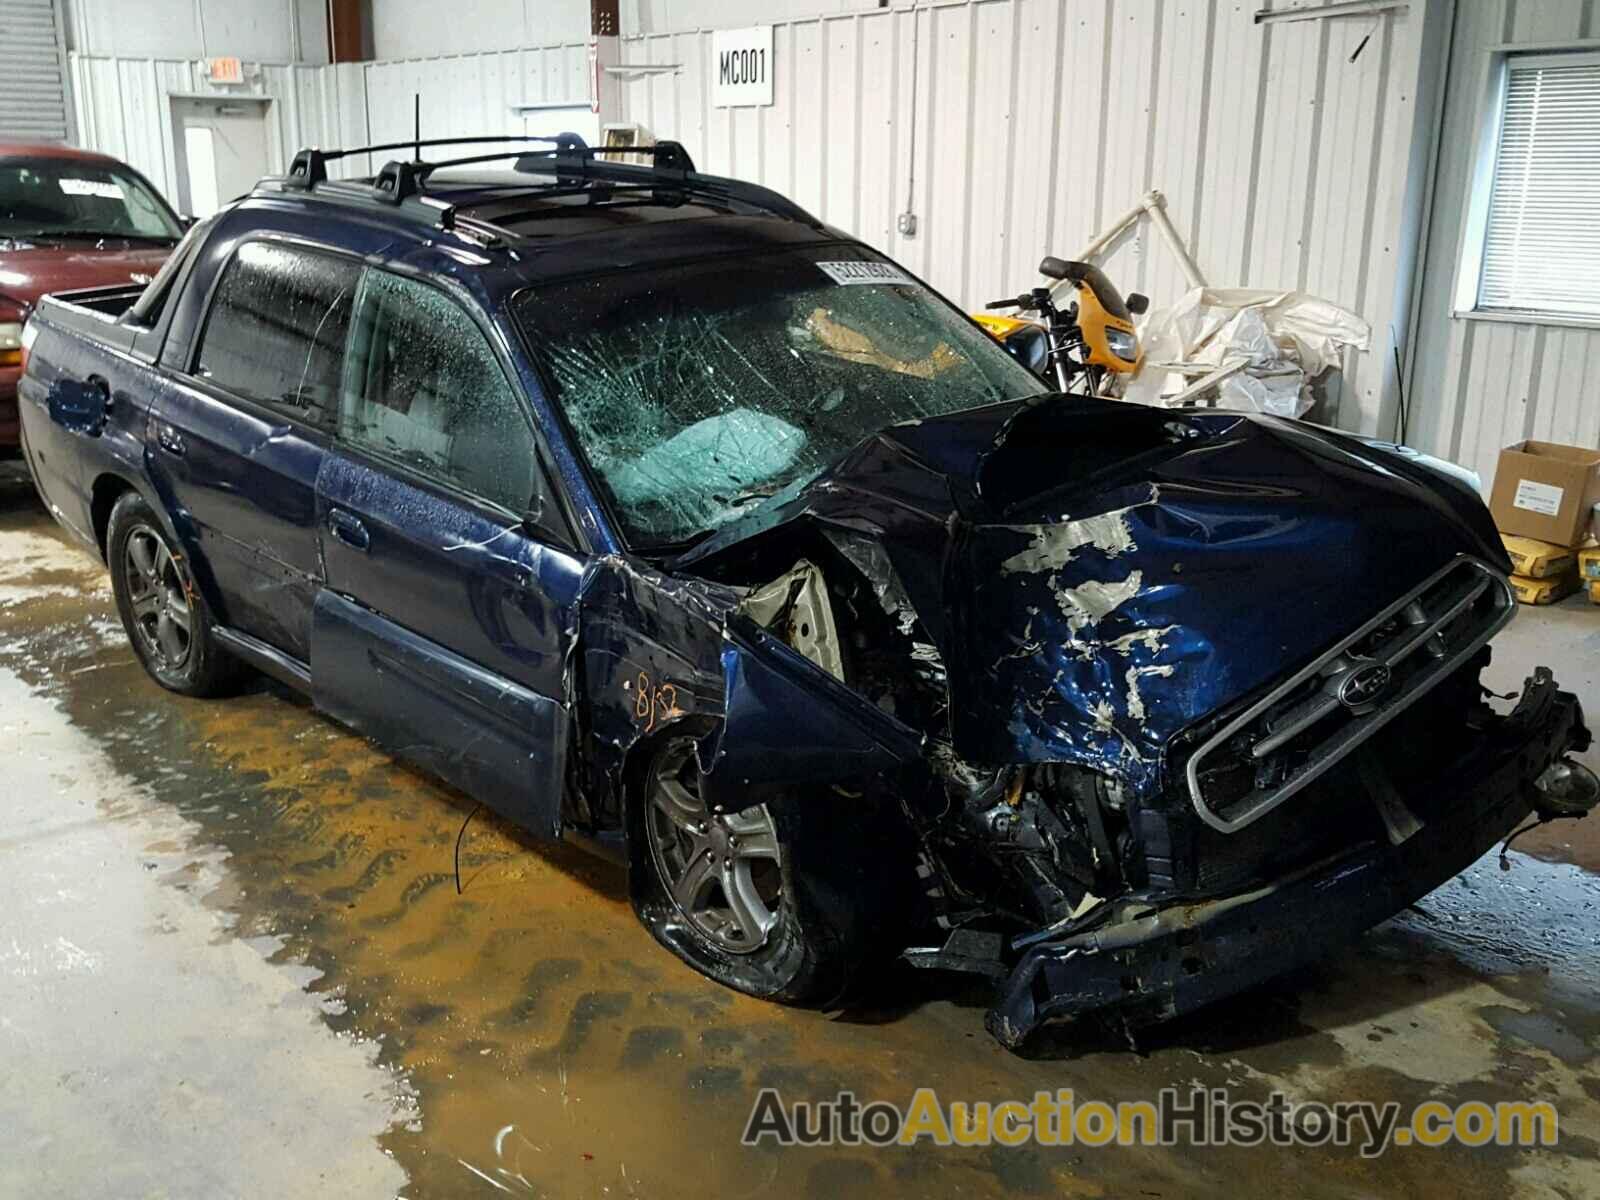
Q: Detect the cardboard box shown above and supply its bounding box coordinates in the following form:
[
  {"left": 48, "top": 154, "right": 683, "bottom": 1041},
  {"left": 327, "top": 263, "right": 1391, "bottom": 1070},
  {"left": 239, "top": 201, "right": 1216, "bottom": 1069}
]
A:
[
  {"left": 1502, "top": 533, "right": 1577, "bottom": 579},
  {"left": 1581, "top": 547, "right": 1600, "bottom": 582},
  {"left": 1510, "top": 572, "right": 1578, "bottom": 606},
  {"left": 1489, "top": 441, "right": 1600, "bottom": 546}
]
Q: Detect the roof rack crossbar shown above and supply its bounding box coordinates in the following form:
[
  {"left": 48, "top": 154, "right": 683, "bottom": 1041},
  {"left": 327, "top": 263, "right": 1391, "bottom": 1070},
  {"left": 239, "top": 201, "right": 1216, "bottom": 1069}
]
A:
[
  {"left": 373, "top": 133, "right": 585, "bottom": 205},
  {"left": 464, "top": 186, "right": 687, "bottom": 231},
  {"left": 281, "top": 132, "right": 821, "bottom": 230},
  {"left": 477, "top": 181, "right": 659, "bottom": 207},
  {"left": 419, "top": 182, "right": 663, "bottom": 237},
  {"left": 325, "top": 134, "right": 575, "bottom": 162},
  {"left": 286, "top": 134, "right": 585, "bottom": 192},
  {"left": 511, "top": 145, "right": 815, "bottom": 224}
]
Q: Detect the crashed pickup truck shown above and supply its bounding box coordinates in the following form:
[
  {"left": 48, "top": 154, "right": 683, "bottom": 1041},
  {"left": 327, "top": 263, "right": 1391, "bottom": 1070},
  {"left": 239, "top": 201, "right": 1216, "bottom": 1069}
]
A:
[{"left": 17, "top": 135, "right": 1592, "bottom": 1048}]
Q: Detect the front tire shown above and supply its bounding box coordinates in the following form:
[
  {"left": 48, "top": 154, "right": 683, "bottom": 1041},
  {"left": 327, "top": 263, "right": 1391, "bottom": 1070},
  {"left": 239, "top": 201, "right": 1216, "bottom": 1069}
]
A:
[
  {"left": 631, "top": 736, "right": 892, "bottom": 1008},
  {"left": 107, "top": 492, "right": 238, "bottom": 697}
]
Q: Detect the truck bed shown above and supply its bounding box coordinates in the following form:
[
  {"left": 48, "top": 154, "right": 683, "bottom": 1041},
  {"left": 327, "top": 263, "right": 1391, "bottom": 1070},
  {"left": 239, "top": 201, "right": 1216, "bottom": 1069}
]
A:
[{"left": 31, "top": 283, "right": 153, "bottom": 357}]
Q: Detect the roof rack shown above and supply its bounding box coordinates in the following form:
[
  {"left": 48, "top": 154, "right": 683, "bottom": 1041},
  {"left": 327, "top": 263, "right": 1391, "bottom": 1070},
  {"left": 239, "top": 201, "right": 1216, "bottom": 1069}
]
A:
[
  {"left": 279, "top": 132, "right": 820, "bottom": 233},
  {"left": 284, "top": 134, "right": 583, "bottom": 191}
]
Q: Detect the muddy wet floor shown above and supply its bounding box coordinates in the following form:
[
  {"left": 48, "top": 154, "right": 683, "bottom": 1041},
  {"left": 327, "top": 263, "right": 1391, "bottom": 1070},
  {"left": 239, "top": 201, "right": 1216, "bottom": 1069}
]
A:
[{"left": 1, "top": 466, "right": 1597, "bottom": 1198}]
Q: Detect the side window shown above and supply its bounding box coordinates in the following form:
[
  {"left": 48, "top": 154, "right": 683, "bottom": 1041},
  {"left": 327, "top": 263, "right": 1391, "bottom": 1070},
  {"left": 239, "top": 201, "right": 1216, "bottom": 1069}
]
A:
[
  {"left": 340, "top": 271, "right": 540, "bottom": 516},
  {"left": 193, "top": 241, "right": 359, "bottom": 426}
]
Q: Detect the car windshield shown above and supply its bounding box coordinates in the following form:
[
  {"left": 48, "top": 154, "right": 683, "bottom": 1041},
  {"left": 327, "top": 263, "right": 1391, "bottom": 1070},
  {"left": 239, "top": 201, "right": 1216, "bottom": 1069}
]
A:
[
  {"left": 515, "top": 249, "right": 1044, "bottom": 547},
  {"left": 0, "top": 158, "right": 182, "bottom": 242}
]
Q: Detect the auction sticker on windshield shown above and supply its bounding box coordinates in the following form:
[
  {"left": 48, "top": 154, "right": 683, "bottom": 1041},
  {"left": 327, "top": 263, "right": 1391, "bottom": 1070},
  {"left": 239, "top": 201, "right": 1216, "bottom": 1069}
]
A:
[
  {"left": 817, "top": 261, "right": 913, "bottom": 286},
  {"left": 58, "top": 178, "right": 125, "bottom": 200}
]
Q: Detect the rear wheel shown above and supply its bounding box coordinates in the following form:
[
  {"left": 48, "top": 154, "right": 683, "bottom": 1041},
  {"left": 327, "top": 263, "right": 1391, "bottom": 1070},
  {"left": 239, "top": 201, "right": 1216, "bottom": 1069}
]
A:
[
  {"left": 632, "top": 736, "right": 887, "bottom": 1007},
  {"left": 107, "top": 492, "right": 238, "bottom": 697}
]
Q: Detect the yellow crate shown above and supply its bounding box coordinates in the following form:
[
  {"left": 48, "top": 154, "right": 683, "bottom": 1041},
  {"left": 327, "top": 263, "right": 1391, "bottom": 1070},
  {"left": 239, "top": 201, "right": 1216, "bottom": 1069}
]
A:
[
  {"left": 1501, "top": 533, "right": 1577, "bottom": 579},
  {"left": 1579, "top": 547, "right": 1600, "bottom": 582},
  {"left": 1588, "top": 579, "right": 1600, "bottom": 605},
  {"left": 1511, "top": 573, "right": 1579, "bottom": 605}
]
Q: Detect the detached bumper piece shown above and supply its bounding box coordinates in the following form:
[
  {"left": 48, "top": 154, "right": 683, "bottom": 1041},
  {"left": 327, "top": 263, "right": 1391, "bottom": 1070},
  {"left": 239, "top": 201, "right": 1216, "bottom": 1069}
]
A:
[{"left": 987, "top": 670, "right": 1588, "bottom": 1050}]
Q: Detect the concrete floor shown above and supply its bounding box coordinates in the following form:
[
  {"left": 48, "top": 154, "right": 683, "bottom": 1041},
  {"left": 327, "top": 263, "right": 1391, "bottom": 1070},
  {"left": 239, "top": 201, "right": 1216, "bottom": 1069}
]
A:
[{"left": 1, "top": 459, "right": 1598, "bottom": 1198}]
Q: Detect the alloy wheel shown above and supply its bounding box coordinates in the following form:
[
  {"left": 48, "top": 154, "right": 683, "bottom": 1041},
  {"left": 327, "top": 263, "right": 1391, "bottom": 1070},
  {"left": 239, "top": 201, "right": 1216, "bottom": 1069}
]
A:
[
  {"left": 645, "top": 741, "right": 784, "bottom": 954},
  {"left": 123, "top": 524, "right": 194, "bottom": 670}
]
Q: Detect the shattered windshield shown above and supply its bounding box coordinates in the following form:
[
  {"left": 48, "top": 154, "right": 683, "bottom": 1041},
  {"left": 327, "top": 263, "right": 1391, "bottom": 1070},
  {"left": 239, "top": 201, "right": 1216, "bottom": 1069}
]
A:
[{"left": 514, "top": 249, "right": 1043, "bottom": 547}]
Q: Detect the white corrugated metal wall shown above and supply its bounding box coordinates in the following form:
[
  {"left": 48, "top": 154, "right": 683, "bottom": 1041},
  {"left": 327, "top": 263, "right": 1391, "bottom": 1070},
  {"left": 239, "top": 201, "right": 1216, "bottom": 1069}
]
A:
[
  {"left": 361, "top": 43, "right": 594, "bottom": 173},
  {"left": 67, "top": 55, "right": 368, "bottom": 202},
  {"left": 615, "top": 0, "right": 1440, "bottom": 438},
  {"left": 65, "top": 43, "right": 592, "bottom": 202},
  {"left": 1408, "top": 0, "right": 1600, "bottom": 494},
  {"left": 62, "top": 1, "right": 1481, "bottom": 451}
]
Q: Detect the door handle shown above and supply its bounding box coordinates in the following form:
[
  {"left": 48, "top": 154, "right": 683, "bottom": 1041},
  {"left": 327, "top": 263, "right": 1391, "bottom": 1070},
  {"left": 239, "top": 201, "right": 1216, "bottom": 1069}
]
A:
[
  {"left": 156, "top": 422, "right": 186, "bottom": 457},
  {"left": 328, "top": 509, "right": 370, "bottom": 552}
]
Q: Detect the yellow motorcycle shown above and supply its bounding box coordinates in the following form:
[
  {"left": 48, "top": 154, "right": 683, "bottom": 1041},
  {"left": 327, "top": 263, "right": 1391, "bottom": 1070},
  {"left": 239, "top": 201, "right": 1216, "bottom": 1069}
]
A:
[{"left": 974, "top": 256, "right": 1147, "bottom": 394}]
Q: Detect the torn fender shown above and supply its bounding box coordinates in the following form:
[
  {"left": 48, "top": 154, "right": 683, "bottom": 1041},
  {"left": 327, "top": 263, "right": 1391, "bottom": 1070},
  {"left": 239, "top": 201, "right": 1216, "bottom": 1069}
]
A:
[
  {"left": 571, "top": 554, "right": 736, "bottom": 825},
  {"left": 698, "top": 619, "right": 924, "bottom": 809}
]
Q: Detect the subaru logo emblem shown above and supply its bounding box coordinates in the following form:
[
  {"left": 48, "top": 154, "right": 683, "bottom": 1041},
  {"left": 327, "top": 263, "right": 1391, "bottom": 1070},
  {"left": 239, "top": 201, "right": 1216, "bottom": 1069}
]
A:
[{"left": 1338, "top": 663, "right": 1392, "bottom": 710}]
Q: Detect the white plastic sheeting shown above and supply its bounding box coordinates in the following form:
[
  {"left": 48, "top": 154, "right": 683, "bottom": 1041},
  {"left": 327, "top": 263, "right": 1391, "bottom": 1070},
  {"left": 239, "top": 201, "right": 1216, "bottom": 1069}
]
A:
[{"left": 1124, "top": 288, "right": 1372, "bottom": 418}]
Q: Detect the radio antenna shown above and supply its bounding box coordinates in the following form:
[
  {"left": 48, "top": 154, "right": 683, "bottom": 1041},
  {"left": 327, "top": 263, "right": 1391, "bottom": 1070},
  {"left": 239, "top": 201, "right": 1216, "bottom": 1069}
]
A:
[{"left": 413, "top": 93, "right": 421, "bottom": 161}]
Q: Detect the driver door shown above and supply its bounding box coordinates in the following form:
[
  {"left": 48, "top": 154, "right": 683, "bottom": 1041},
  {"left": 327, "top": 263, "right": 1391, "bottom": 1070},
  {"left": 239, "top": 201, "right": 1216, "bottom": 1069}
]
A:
[{"left": 312, "top": 268, "right": 584, "bottom": 836}]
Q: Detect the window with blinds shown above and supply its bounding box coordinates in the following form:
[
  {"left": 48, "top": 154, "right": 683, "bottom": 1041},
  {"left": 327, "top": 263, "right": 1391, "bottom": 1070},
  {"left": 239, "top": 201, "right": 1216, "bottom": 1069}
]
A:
[{"left": 1477, "top": 52, "right": 1600, "bottom": 319}]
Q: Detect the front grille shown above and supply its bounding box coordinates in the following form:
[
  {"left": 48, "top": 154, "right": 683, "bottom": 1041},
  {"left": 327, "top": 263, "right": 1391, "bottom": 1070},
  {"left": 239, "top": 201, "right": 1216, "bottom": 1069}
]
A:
[
  {"left": 1184, "top": 556, "right": 1514, "bottom": 835},
  {"left": 1142, "top": 654, "right": 1488, "bottom": 896}
]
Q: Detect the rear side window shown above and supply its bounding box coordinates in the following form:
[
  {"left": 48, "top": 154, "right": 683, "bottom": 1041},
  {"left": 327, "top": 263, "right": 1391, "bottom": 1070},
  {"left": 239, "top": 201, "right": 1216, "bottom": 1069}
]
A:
[
  {"left": 339, "top": 271, "right": 539, "bottom": 516},
  {"left": 194, "top": 241, "right": 359, "bottom": 426}
]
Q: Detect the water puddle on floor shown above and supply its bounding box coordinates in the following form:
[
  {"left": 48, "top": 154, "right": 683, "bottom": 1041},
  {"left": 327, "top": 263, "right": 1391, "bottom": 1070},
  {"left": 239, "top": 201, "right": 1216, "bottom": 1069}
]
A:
[{"left": 2, "top": 483, "right": 1596, "bottom": 1199}]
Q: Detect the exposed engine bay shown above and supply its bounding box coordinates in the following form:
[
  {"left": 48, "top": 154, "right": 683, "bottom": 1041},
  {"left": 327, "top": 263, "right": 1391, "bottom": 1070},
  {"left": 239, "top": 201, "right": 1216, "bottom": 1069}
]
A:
[{"left": 731, "top": 545, "right": 1126, "bottom": 936}]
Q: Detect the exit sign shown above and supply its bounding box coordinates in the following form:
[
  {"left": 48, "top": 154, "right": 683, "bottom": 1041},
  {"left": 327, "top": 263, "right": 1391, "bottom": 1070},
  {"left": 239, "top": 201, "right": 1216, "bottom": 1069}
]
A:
[
  {"left": 208, "top": 57, "right": 243, "bottom": 84},
  {"left": 711, "top": 26, "right": 773, "bottom": 107}
]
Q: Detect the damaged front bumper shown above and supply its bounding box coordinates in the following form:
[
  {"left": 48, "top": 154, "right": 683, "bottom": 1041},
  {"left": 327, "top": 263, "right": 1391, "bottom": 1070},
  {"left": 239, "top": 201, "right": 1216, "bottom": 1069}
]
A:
[{"left": 986, "top": 670, "right": 1590, "bottom": 1049}]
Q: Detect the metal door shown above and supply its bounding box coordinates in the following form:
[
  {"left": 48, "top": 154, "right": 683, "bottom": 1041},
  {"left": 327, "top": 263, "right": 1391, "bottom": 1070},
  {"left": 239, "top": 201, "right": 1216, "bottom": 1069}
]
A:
[{"left": 170, "top": 97, "right": 270, "bottom": 218}]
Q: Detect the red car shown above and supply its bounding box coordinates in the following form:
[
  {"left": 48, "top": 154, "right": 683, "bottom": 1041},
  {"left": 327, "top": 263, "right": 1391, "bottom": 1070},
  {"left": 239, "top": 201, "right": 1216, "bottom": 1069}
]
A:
[{"left": 1, "top": 142, "right": 184, "bottom": 449}]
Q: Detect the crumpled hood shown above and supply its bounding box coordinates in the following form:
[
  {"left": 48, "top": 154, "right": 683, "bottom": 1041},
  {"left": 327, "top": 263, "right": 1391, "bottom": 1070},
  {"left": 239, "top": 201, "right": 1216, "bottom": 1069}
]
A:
[{"left": 680, "top": 396, "right": 1506, "bottom": 790}]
